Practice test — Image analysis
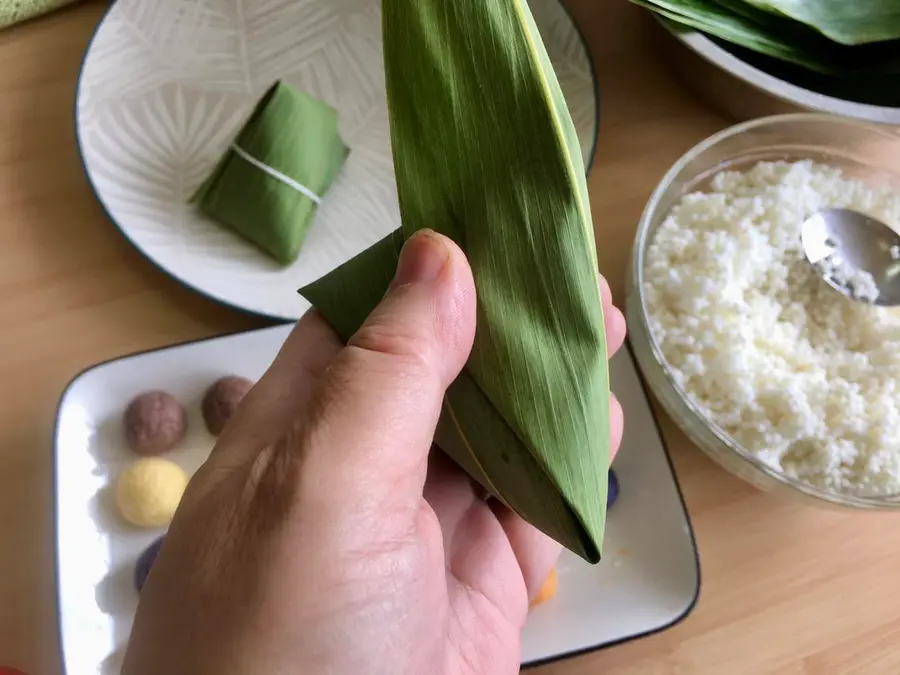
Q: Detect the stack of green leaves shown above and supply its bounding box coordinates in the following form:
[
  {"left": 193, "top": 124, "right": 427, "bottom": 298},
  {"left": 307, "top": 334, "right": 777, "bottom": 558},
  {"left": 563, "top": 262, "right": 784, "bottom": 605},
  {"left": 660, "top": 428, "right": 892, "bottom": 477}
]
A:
[
  {"left": 192, "top": 81, "right": 349, "bottom": 265},
  {"left": 299, "top": 0, "right": 612, "bottom": 563},
  {"left": 632, "top": 0, "right": 900, "bottom": 106}
]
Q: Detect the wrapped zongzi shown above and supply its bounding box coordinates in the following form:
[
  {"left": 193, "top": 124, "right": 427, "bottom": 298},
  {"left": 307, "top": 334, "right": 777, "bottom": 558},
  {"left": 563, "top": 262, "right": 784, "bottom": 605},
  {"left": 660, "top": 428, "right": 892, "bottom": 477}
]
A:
[{"left": 192, "top": 81, "right": 349, "bottom": 265}]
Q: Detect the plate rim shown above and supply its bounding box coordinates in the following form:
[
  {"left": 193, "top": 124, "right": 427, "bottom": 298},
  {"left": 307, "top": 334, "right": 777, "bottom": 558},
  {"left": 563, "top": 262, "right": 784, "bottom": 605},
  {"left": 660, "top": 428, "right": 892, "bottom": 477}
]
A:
[
  {"left": 524, "top": 343, "right": 701, "bottom": 668},
  {"left": 52, "top": 325, "right": 701, "bottom": 673},
  {"left": 73, "top": 0, "right": 604, "bottom": 323},
  {"left": 655, "top": 16, "right": 900, "bottom": 125}
]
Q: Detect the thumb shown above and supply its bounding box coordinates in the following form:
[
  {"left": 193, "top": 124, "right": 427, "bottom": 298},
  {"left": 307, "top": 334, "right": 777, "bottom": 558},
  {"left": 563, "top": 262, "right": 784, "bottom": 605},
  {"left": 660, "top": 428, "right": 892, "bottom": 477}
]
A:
[{"left": 300, "top": 229, "right": 476, "bottom": 522}]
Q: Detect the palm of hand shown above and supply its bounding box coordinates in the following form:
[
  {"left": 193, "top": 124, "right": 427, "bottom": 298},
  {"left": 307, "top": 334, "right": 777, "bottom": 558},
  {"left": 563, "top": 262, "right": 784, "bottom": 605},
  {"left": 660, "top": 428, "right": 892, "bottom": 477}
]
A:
[
  {"left": 274, "top": 450, "right": 553, "bottom": 675},
  {"left": 123, "top": 445, "right": 546, "bottom": 675}
]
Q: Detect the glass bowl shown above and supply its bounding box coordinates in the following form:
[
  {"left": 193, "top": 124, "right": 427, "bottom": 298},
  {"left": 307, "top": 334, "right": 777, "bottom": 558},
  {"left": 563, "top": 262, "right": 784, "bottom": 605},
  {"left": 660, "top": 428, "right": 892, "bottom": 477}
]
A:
[{"left": 625, "top": 113, "right": 900, "bottom": 510}]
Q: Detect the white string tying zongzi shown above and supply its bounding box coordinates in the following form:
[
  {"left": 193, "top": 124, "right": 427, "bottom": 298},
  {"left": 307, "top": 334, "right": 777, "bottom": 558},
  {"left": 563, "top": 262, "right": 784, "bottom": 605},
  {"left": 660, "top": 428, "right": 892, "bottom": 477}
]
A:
[{"left": 230, "top": 144, "right": 322, "bottom": 205}]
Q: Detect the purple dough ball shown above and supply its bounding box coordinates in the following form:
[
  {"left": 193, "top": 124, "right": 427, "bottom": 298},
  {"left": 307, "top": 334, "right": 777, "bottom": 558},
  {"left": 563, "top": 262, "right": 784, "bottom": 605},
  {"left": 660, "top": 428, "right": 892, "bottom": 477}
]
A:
[
  {"left": 124, "top": 391, "right": 188, "bottom": 456},
  {"left": 134, "top": 536, "right": 165, "bottom": 592},
  {"left": 201, "top": 376, "right": 255, "bottom": 436},
  {"left": 608, "top": 469, "right": 620, "bottom": 509}
]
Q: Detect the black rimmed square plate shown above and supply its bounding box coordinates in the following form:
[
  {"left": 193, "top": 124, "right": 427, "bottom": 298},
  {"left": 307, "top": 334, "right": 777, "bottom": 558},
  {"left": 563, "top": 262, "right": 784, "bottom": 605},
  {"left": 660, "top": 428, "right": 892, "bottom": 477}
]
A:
[{"left": 54, "top": 325, "right": 699, "bottom": 673}]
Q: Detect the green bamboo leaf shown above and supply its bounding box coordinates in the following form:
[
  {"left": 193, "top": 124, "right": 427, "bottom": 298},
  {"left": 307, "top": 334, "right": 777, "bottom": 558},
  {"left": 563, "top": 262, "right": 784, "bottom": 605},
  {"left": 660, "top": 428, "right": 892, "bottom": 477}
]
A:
[
  {"left": 635, "top": 0, "right": 842, "bottom": 73},
  {"left": 299, "top": 0, "right": 611, "bottom": 563},
  {"left": 740, "top": 0, "right": 900, "bottom": 46},
  {"left": 639, "top": 0, "right": 900, "bottom": 79},
  {"left": 710, "top": 0, "right": 777, "bottom": 24},
  {"left": 720, "top": 35, "right": 900, "bottom": 105}
]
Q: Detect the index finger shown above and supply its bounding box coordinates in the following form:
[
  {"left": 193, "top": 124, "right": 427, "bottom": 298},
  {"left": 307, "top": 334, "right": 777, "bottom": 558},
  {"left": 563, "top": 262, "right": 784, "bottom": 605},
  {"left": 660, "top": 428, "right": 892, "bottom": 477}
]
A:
[{"left": 207, "top": 311, "right": 343, "bottom": 468}]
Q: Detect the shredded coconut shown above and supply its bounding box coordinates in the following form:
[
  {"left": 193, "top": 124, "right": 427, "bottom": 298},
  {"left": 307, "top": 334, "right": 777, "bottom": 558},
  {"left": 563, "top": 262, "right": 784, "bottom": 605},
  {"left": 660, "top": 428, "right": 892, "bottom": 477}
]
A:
[{"left": 644, "top": 159, "right": 900, "bottom": 496}]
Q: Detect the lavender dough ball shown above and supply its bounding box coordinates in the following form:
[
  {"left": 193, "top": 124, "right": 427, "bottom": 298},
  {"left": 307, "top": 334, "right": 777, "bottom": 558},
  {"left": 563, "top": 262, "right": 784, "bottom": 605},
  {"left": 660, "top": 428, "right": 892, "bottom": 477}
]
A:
[
  {"left": 608, "top": 469, "right": 620, "bottom": 509},
  {"left": 202, "top": 376, "right": 254, "bottom": 436},
  {"left": 134, "top": 536, "right": 165, "bottom": 592},
  {"left": 124, "top": 391, "right": 188, "bottom": 456}
]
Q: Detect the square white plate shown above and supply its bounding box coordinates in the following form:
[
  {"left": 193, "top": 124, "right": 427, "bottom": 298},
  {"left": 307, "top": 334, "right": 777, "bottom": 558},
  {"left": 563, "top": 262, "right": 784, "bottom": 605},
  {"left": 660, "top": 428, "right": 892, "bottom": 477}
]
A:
[{"left": 53, "top": 324, "right": 699, "bottom": 674}]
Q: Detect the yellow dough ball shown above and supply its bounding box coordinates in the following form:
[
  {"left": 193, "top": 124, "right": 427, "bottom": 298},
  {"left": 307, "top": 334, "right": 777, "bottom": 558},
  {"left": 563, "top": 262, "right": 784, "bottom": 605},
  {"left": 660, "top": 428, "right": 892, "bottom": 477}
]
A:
[{"left": 115, "top": 458, "right": 189, "bottom": 528}]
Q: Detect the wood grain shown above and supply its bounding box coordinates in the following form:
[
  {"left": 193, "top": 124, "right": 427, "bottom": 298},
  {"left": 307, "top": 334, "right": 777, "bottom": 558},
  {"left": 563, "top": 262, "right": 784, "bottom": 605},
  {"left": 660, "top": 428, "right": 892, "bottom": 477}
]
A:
[{"left": 0, "top": 1, "right": 899, "bottom": 673}]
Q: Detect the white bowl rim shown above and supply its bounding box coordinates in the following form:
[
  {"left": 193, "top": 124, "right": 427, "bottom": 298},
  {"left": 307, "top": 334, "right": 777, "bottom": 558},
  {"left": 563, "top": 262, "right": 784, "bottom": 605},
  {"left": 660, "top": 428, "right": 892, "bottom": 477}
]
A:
[{"left": 660, "top": 20, "right": 900, "bottom": 127}]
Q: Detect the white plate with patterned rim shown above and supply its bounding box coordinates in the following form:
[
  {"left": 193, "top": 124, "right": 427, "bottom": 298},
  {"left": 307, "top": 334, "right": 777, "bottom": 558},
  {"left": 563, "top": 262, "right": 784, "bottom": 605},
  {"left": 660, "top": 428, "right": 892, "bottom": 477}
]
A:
[
  {"left": 54, "top": 324, "right": 699, "bottom": 674},
  {"left": 75, "top": 0, "right": 600, "bottom": 321}
]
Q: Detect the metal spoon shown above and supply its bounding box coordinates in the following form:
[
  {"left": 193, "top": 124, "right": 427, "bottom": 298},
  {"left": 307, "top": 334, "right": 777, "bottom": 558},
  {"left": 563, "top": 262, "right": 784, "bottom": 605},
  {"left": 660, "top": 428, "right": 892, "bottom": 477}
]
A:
[{"left": 801, "top": 208, "right": 900, "bottom": 307}]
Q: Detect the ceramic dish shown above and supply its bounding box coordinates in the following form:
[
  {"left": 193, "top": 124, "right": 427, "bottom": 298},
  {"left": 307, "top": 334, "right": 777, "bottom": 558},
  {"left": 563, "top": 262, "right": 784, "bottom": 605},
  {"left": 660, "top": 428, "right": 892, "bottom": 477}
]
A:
[
  {"left": 649, "top": 16, "right": 900, "bottom": 126},
  {"left": 75, "top": 0, "right": 600, "bottom": 321},
  {"left": 54, "top": 325, "right": 699, "bottom": 674}
]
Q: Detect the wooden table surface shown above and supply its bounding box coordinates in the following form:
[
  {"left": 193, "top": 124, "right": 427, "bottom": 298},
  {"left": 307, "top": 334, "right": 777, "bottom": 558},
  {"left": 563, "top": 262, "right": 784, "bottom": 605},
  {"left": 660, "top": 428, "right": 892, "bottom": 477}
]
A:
[{"left": 2, "top": 1, "right": 900, "bottom": 673}]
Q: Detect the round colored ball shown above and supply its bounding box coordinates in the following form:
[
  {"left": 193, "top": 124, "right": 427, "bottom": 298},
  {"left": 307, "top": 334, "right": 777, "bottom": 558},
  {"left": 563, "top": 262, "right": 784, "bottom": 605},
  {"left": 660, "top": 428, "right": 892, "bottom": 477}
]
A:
[
  {"left": 201, "top": 376, "right": 254, "bottom": 436},
  {"left": 134, "top": 536, "right": 165, "bottom": 592},
  {"left": 115, "top": 458, "right": 189, "bottom": 528},
  {"left": 530, "top": 567, "right": 558, "bottom": 608},
  {"left": 124, "top": 391, "right": 188, "bottom": 456},
  {"left": 608, "top": 468, "right": 620, "bottom": 509}
]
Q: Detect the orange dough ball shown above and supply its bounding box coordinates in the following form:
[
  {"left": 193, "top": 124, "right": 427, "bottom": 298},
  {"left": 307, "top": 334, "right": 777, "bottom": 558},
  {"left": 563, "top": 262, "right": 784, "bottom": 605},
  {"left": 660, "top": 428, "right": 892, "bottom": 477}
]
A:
[{"left": 530, "top": 568, "right": 558, "bottom": 608}]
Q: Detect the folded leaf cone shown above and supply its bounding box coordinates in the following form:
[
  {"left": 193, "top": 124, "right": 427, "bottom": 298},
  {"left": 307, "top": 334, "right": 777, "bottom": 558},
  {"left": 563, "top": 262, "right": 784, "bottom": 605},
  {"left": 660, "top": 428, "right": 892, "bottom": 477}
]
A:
[{"left": 299, "top": 0, "right": 611, "bottom": 563}]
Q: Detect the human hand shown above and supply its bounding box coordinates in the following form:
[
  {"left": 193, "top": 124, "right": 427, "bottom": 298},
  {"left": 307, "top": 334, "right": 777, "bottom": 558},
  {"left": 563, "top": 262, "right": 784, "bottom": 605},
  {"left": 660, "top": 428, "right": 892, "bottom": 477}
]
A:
[{"left": 121, "top": 230, "right": 627, "bottom": 675}]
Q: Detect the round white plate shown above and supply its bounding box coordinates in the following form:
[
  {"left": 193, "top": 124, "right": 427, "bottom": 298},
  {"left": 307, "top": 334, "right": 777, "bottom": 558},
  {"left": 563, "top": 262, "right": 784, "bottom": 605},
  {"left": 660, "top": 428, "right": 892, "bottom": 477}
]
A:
[{"left": 76, "top": 0, "right": 599, "bottom": 321}]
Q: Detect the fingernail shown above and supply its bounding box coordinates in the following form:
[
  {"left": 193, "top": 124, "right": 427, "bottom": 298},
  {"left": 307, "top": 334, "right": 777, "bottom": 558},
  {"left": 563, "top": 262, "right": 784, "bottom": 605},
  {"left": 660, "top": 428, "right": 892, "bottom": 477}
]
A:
[{"left": 393, "top": 229, "right": 450, "bottom": 287}]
